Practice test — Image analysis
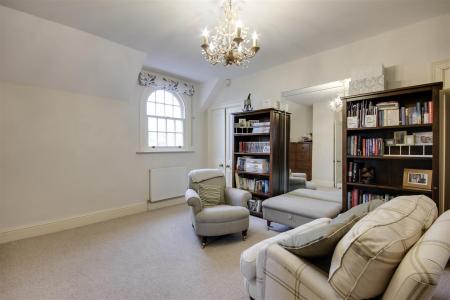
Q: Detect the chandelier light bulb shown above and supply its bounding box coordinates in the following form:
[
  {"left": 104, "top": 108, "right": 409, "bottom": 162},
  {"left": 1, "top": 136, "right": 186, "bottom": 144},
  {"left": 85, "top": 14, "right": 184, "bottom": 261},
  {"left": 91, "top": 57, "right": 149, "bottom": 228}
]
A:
[{"left": 202, "top": 28, "right": 209, "bottom": 37}]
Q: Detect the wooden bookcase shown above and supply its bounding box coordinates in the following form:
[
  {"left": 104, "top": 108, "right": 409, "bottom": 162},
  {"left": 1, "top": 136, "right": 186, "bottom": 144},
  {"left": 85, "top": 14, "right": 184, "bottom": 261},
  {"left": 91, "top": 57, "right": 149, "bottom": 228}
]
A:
[
  {"left": 342, "top": 82, "right": 443, "bottom": 211},
  {"left": 232, "top": 108, "right": 291, "bottom": 217}
]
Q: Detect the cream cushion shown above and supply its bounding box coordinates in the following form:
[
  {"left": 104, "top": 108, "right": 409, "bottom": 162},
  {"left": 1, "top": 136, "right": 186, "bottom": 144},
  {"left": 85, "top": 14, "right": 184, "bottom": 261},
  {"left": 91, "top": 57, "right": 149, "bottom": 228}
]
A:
[
  {"left": 329, "top": 195, "right": 438, "bottom": 299},
  {"left": 382, "top": 210, "right": 450, "bottom": 300}
]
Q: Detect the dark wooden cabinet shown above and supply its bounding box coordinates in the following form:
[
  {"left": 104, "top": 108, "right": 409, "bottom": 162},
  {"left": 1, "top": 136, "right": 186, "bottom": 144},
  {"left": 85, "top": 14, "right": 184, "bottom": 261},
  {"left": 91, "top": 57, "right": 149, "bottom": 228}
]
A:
[
  {"left": 342, "top": 82, "right": 443, "bottom": 211},
  {"left": 289, "top": 142, "right": 312, "bottom": 180},
  {"left": 232, "top": 108, "right": 291, "bottom": 217}
]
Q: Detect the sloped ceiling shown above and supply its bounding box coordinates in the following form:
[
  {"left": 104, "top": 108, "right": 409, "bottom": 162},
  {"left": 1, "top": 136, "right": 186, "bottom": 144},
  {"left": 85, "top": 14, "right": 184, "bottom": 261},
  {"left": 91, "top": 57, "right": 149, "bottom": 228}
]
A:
[
  {"left": 1, "top": 0, "right": 449, "bottom": 83},
  {"left": 0, "top": 5, "right": 146, "bottom": 100}
]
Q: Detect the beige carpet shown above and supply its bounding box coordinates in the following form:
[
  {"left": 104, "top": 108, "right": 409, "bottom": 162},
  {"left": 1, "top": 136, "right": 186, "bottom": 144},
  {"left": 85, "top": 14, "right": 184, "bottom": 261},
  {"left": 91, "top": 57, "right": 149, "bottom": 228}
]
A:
[
  {"left": 1, "top": 204, "right": 449, "bottom": 300},
  {"left": 0, "top": 204, "right": 277, "bottom": 300}
]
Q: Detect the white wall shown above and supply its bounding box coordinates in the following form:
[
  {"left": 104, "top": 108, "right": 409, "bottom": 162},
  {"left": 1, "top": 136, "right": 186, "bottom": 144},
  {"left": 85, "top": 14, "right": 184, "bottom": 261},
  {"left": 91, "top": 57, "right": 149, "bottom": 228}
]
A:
[{"left": 0, "top": 82, "right": 206, "bottom": 230}]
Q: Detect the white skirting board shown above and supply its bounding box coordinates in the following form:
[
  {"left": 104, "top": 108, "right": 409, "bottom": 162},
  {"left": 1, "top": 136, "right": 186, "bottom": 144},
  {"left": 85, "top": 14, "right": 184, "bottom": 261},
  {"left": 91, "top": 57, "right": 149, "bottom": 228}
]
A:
[{"left": 0, "top": 202, "right": 147, "bottom": 244}]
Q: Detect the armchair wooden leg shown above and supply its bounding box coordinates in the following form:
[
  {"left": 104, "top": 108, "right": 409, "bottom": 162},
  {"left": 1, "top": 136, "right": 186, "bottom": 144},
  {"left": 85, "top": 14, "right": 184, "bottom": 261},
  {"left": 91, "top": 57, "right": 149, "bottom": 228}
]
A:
[
  {"left": 266, "top": 220, "right": 271, "bottom": 230},
  {"left": 201, "top": 236, "right": 207, "bottom": 248},
  {"left": 242, "top": 230, "right": 248, "bottom": 241}
]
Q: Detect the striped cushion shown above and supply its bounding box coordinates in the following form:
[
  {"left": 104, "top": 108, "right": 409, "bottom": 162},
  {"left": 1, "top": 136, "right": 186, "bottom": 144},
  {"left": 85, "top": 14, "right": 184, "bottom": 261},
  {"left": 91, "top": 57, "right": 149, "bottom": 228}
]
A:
[
  {"left": 198, "top": 184, "right": 224, "bottom": 207},
  {"left": 329, "top": 195, "right": 437, "bottom": 299},
  {"left": 382, "top": 210, "right": 450, "bottom": 300}
]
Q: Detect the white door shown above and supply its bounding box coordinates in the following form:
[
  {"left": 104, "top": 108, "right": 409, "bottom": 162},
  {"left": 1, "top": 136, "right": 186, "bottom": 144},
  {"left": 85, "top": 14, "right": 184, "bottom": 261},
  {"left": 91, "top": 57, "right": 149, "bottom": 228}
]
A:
[
  {"left": 225, "top": 105, "right": 242, "bottom": 186},
  {"left": 334, "top": 119, "right": 343, "bottom": 188},
  {"left": 208, "top": 108, "right": 226, "bottom": 172}
]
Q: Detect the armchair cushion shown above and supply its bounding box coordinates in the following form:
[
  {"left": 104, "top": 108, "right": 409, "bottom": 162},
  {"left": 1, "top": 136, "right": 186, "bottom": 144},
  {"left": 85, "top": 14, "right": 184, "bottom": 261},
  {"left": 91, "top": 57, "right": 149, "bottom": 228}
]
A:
[
  {"left": 329, "top": 195, "right": 437, "bottom": 299},
  {"left": 196, "top": 205, "right": 249, "bottom": 224},
  {"left": 198, "top": 183, "right": 224, "bottom": 206},
  {"left": 225, "top": 187, "right": 251, "bottom": 207},
  {"left": 278, "top": 214, "right": 357, "bottom": 257}
]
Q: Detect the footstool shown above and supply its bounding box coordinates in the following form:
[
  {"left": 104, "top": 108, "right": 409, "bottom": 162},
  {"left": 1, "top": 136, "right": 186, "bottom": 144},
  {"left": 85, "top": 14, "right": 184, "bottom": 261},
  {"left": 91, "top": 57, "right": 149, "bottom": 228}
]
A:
[{"left": 262, "top": 188, "right": 342, "bottom": 228}]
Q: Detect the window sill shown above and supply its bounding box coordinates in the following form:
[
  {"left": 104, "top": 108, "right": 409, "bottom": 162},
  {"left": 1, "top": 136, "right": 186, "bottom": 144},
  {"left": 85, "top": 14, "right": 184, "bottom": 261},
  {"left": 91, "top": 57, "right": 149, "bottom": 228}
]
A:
[{"left": 136, "top": 148, "right": 195, "bottom": 154}]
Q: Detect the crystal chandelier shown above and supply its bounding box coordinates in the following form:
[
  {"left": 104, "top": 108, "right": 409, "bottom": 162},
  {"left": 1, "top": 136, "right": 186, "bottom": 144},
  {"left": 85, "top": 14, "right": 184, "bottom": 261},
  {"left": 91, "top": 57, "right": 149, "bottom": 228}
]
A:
[
  {"left": 201, "top": 0, "right": 260, "bottom": 66},
  {"left": 329, "top": 96, "right": 343, "bottom": 112}
]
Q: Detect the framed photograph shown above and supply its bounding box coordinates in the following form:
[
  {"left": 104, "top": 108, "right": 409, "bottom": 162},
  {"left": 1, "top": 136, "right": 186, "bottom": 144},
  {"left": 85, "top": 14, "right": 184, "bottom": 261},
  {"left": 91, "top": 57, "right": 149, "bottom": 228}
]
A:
[
  {"left": 393, "top": 131, "right": 407, "bottom": 145},
  {"left": 403, "top": 168, "right": 432, "bottom": 191},
  {"left": 238, "top": 118, "right": 247, "bottom": 128},
  {"left": 413, "top": 132, "right": 433, "bottom": 145}
]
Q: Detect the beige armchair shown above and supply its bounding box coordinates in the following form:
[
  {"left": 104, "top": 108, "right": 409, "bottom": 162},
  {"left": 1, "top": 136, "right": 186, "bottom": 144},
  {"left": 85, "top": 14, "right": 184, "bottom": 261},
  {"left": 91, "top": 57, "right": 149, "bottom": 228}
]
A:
[{"left": 186, "top": 169, "right": 251, "bottom": 248}]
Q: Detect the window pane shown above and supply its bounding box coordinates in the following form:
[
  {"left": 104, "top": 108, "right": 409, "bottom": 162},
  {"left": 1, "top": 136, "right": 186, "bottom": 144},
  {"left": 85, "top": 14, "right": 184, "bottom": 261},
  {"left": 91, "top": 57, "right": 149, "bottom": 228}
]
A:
[
  {"left": 155, "top": 90, "right": 165, "bottom": 103},
  {"left": 157, "top": 132, "right": 166, "bottom": 146},
  {"left": 158, "top": 118, "right": 166, "bottom": 132},
  {"left": 174, "top": 106, "right": 182, "bottom": 118},
  {"left": 167, "top": 119, "right": 175, "bottom": 132},
  {"left": 148, "top": 132, "right": 157, "bottom": 147},
  {"left": 148, "top": 117, "right": 157, "bottom": 131},
  {"left": 175, "top": 120, "right": 183, "bottom": 133},
  {"left": 176, "top": 133, "right": 183, "bottom": 146},
  {"left": 173, "top": 97, "right": 180, "bottom": 106},
  {"left": 156, "top": 103, "right": 165, "bottom": 116},
  {"left": 167, "top": 133, "right": 175, "bottom": 146},
  {"left": 147, "top": 102, "right": 156, "bottom": 115},
  {"left": 165, "top": 104, "right": 173, "bottom": 117},
  {"left": 165, "top": 93, "right": 173, "bottom": 105},
  {"left": 148, "top": 92, "right": 156, "bottom": 103}
]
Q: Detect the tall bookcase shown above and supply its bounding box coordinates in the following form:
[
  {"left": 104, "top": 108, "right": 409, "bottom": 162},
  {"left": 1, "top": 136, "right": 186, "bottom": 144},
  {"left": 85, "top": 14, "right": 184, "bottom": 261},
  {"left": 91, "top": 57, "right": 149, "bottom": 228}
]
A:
[
  {"left": 232, "top": 108, "right": 291, "bottom": 217},
  {"left": 342, "top": 82, "right": 443, "bottom": 211}
]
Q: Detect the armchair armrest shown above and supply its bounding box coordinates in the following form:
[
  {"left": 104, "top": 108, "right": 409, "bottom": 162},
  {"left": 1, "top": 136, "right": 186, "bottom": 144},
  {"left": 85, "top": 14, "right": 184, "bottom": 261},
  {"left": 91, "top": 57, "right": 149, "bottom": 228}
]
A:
[
  {"left": 261, "top": 244, "right": 341, "bottom": 300},
  {"left": 185, "top": 189, "right": 202, "bottom": 214},
  {"left": 225, "top": 187, "right": 251, "bottom": 208}
]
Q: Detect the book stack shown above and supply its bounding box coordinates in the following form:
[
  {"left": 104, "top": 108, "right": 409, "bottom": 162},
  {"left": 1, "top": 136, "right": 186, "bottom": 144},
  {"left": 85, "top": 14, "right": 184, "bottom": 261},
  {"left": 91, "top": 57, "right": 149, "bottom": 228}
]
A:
[
  {"left": 248, "top": 199, "right": 263, "bottom": 212},
  {"left": 377, "top": 101, "right": 399, "bottom": 126},
  {"left": 347, "top": 189, "right": 394, "bottom": 208},
  {"left": 235, "top": 174, "right": 270, "bottom": 194},
  {"left": 347, "top": 136, "right": 384, "bottom": 157},
  {"left": 236, "top": 157, "right": 269, "bottom": 173},
  {"left": 252, "top": 121, "right": 270, "bottom": 133},
  {"left": 238, "top": 141, "right": 270, "bottom": 153}
]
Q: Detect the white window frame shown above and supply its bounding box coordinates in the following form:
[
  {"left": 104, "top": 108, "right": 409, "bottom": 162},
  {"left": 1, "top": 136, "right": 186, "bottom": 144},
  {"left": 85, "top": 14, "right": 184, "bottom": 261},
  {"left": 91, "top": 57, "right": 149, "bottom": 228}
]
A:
[{"left": 139, "top": 87, "right": 193, "bottom": 153}]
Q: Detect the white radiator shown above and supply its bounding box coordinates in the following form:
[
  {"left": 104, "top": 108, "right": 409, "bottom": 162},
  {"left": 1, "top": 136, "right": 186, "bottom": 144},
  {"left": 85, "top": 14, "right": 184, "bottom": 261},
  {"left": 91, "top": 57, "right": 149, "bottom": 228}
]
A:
[{"left": 149, "top": 167, "right": 187, "bottom": 202}]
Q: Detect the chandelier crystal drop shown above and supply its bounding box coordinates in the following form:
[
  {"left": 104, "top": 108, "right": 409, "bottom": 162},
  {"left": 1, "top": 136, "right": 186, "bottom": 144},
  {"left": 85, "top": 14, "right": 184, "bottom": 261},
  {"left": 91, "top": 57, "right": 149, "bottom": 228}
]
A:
[{"left": 201, "top": 0, "right": 260, "bottom": 66}]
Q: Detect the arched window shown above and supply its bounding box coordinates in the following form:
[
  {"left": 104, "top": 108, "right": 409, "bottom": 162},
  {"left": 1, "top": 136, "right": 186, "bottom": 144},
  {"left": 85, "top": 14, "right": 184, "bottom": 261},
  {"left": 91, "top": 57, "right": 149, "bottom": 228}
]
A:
[{"left": 146, "top": 89, "right": 185, "bottom": 147}]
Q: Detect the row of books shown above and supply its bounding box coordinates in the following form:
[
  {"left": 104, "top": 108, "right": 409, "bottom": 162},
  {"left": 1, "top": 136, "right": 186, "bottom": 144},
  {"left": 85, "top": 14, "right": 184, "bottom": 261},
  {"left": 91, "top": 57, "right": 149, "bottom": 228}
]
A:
[
  {"left": 347, "top": 100, "right": 433, "bottom": 128},
  {"left": 248, "top": 199, "right": 263, "bottom": 213},
  {"left": 348, "top": 162, "right": 362, "bottom": 183},
  {"left": 236, "top": 157, "right": 269, "bottom": 173},
  {"left": 235, "top": 173, "right": 270, "bottom": 193},
  {"left": 347, "top": 189, "right": 394, "bottom": 208},
  {"left": 347, "top": 136, "right": 384, "bottom": 156},
  {"left": 238, "top": 142, "right": 270, "bottom": 153},
  {"left": 252, "top": 121, "right": 270, "bottom": 133}
]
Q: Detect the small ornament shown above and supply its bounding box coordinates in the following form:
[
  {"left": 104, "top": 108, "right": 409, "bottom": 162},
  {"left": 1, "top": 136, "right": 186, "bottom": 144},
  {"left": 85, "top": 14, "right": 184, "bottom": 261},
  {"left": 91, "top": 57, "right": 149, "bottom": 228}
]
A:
[{"left": 243, "top": 93, "right": 253, "bottom": 112}]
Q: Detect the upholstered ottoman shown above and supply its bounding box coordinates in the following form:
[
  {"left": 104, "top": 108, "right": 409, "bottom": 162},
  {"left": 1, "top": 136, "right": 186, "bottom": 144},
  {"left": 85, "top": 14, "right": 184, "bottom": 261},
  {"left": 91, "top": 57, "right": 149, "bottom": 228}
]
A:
[{"left": 263, "top": 189, "right": 342, "bottom": 228}]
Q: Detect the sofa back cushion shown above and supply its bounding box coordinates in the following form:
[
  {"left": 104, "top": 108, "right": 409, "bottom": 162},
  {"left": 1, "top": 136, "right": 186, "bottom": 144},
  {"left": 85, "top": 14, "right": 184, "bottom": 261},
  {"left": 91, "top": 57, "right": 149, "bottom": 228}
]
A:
[
  {"left": 198, "top": 184, "right": 224, "bottom": 207},
  {"left": 329, "top": 195, "right": 437, "bottom": 299},
  {"left": 382, "top": 210, "right": 450, "bottom": 300}
]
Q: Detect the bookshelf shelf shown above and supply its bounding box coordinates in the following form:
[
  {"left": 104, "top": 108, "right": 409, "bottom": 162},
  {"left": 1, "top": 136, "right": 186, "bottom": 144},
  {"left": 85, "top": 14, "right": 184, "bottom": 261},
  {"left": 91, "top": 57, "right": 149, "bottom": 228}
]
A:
[
  {"left": 236, "top": 171, "right": 270, "bottom": 177},
  {"left": 342, "top": 82, "right": 442, "bottom": 211},
  {"left": 347, "top": 124, "right": 432, "bottom": 132},
  {"left": 347, "top": 182, "right": 432, "bottom": 194},
  {"left": 232, "top": 108, "right": 290, "bottom": 218},
  {"left": 234, "top": 152, "right": 271, "bottom": 156},
  {"left": 347, "top": 155, "right": 432, "bottom": 160},
  {"left": 234, "top": 133, "right": 270, "bottom": 136}
]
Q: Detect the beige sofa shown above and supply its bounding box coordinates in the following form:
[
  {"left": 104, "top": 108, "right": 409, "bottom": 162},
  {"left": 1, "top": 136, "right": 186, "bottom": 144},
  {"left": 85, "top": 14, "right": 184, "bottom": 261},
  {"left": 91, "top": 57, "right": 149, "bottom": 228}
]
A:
[{"left": 241, "top": 195, "right": 450, "bottom": 300}]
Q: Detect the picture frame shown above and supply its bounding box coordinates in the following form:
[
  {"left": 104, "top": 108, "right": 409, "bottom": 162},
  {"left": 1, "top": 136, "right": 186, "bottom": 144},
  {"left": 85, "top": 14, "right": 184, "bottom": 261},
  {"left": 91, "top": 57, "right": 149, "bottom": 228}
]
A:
[
  {"left": 393, "top": 131, "right": 407, "bottom": 145},
  {"left": 402, "top": 168, "right": 432, "bottom": 191},
  {"left": 238, "top": 118, "right": 247, "bottom": 128},
  {"left": 413, "top": 132, "right": 433, "bottom": 145}
]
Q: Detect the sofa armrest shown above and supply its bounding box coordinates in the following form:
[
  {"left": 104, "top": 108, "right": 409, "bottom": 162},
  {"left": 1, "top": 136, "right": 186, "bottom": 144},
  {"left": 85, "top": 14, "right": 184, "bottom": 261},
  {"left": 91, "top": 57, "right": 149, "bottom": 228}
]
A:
[
  {"left": 185, "top": 189, "right": 202, "bottom": 214},
  {"left": 225, "top": 187, "right": 251, "bottom": 208},
  {"left": 262, "top": 244, "right": 341, "bottom": 300}
]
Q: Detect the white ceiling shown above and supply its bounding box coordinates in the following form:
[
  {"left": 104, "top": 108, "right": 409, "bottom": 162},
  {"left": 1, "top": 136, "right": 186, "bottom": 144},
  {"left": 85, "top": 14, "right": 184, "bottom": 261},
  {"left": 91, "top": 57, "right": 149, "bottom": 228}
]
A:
[{"left": 1, "top": 0, "right": 449, "bottom": 83}]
